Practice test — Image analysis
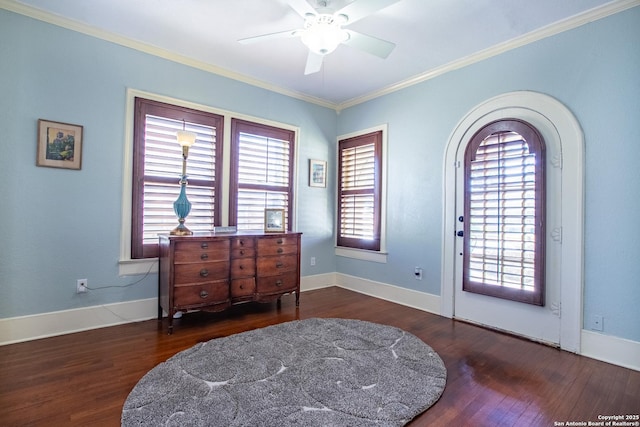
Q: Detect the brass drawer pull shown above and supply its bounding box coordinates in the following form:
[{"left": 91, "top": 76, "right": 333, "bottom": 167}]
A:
[
  {"left": 277, "top": 248, "right": 283, "bottom": 254},
  {"left": 201, "top": 242, "right": 208, "bottom": 249},
  {"left": 200, "top": 269, "right": 209, "bottom": 277},
  {"left": 239, "top": 240, "right": 245, "bottom": 246},
  {"left": 240, "top": 249, "right": 245, "bottom": 255},
  {"left": 200, "top": 253, "right": 208, "bottom": 260},
  {"left": 275, "top": 280, "right": 282, "bottom": 287},
  {"left": 276, "top": 262, "right": 283, "bottom": 268},
  {"left": 200, "top": 290, "right": 209, "bottom": 298},
  {"left": 277, "top": 238, "right": 283, "bottom": 244},
  {"left": 239, "top": 265, "right": 244, "bottom": 270}
]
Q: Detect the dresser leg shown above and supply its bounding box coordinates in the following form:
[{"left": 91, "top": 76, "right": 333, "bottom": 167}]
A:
[
  {"left": 168, "top": 310, "right": 174, "bottom": 335},
  {"left": 295, "top": 292, "right": 300, "bottom": 307}
]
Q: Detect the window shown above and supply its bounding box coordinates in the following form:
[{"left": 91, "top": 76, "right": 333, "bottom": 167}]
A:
[
  {"left": 229, "top": 119, "right": 295, "bottom": 231},
  {"left": 131, "top": 98, "right": 223, "bottom": 258},
  {"left": 124, "top": 92, "right": 298, "bottom": 270},
  {"left": 337, "top": 130, "right": 382, "bottom": 251},
  {"left": 463, "top": 119, "right": 546, "bottom": 305}
]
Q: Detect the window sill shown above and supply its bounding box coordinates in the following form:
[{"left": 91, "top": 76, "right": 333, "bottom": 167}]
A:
[
  {"left": 335, "top": 247, "right": 388, "bottom": 263},
  {"left": 118, "top": 258, "right": 159, "bottom": 276}
]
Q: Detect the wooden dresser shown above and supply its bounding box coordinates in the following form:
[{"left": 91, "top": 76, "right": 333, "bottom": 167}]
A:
[{"left": 158, "top": 231, "right": 301, "bottom": 333}]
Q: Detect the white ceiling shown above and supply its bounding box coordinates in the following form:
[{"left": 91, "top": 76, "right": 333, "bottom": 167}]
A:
[{"left": 8, "top": 0, "right": 624, "bottom": 107}]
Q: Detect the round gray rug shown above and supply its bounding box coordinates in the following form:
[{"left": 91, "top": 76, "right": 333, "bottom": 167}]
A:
[{"left": 122, "top": 318, "right": 447, "bottom": 426}]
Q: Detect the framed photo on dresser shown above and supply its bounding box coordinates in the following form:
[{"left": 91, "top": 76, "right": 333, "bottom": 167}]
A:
[{"left": 264, "top": 208, "right": 285, "bottom": 232}]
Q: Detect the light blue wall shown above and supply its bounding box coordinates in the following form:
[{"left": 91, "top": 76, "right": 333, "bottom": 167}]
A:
[
  {"left": 0, "top": 9, "right": 337, "bottom": 318},
  {"left": 337, "top": 6, "right": 640, "bottom": 342},
  {"left": 1, "top": 6, "right": 639, "bottom": 344}
]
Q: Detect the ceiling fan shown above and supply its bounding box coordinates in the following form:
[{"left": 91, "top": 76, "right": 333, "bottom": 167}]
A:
[{"left": 238, "top": 0, "right": 402, "bottom": 75}]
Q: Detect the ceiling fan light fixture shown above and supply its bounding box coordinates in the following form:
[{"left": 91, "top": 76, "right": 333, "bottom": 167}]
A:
[
  {"left": 238, "top": 0, "right": 400, "bottom": 75},
  {"left": 300, "top": 14, "right": 349, "bottom": 55}
]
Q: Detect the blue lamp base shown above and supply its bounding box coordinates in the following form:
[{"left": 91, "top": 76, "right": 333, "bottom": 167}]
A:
[{"left": 170, "top": 176, "right": 193, "bottom": 236}]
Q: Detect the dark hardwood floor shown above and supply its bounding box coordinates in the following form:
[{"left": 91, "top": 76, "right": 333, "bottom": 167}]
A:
[{"left": 1, "top": 287, "right": 638, "bottom": 426}]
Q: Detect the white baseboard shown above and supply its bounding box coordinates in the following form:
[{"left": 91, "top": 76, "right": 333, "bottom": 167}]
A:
[
  {"left": 0, "top": 298, "right": 158, "bottom": 346},
  {"left": 300, "top": 272, "right": 336, "bottom": 292},
  {"left": 335, "top": 273, "right": 441, "bottom": 315},
  {"left": 3, "top": 275, "right": 638, "bottom": 373},
  {"left": 334, "top": 274, "right": 640, "bottom": 372},
  {"left": 581, "top": 330, "right": 640, "bottom": 371},
  {"left": 0, "top": 274, "right": 336, "bottom": 346}
]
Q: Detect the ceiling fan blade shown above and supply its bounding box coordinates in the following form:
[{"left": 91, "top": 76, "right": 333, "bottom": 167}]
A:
[
  {"left": 304, "top": 51, "right": 324, "bottom": 75},
  {"left": 238, "top": 30, "right": 299, "bottom": 44},
  {"left": 286, "top": 0, "right": 316, "bottom": 18},
  {"left": 343, "top": 30, "right": 395, "bottom": 58},
  {"left": 336, "top": 0, "right": 402, "bottom": 24}
]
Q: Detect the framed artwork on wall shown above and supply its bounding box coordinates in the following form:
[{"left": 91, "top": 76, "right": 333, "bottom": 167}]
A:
[
  {"left": 36, "top": 119, "right": 83, "bottom": 170},
  {"left": 264, "top": 208, "right": 285, "bottom": 233},
  {"left": 309, "top": 159, "right": 327, "bottom": 187}
]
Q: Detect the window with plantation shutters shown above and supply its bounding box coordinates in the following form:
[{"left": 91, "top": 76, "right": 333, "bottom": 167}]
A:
[
  {"left": 229, "top": 119, "right": 295, "bottom": 231},
  {"left": 337, "top": 131, "right": 382, "bottom": 251},
  {"left": 132, "top": 98, "right": 223, "bottom": 259},
  {"left": 463, "top": 119, "right": 545, "bottom": 305}
]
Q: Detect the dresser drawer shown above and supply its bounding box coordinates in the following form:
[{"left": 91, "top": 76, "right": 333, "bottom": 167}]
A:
[
  {"left": 231, "top": 258, "right": 256, "bottom": 277},
  {"left": 174, "top": 261, "right": 230, "bottom": 284},
  {"left": 231, "top": 247, "right": 255, "bottom": 259},
  {"left": 257, "top": 254, "right": 297, "bottom": 276},
  {"left": 174, "top": 239, "right": 229, "bottom": 263},
  {"left": 231, "top": 237, "right": 255, "bottom": 250},
  {"left": 231, "top": 277, "right": 256, "bottom": 298},
  {"left": 174, "top": 281, "right": 229, "bottom": 307},
  {"left": 257, "top": 244, "right": 297, "bottom": 257},
  {"left": 257, "top": 237, "right": 298, "bottom": 256},
  {"left": 256, "top": 272, "right": 298, "bottom": 294}
]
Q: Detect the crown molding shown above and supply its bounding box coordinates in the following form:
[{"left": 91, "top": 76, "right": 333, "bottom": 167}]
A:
[
  {"left": 0, "top": 0, "right": 338, "bottom": 110},
  {"left": 2, "top": 0, "right": 637, "bottom": 112},
  {"left": 336, "top": 0, "right": 640, "bottom": 110}
]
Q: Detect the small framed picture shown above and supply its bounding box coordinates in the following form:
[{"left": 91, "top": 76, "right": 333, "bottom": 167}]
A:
[
  {"left": 37, "top": 119, "right": 83, "bottom": 170},
  {"left": 264, "top": 208, "right": 285, "bottom": 233},
  {"left": 309, "top": 159, "right": 327, "bottom": 188}
]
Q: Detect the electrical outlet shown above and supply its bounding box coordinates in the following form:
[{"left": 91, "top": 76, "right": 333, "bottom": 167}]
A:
[
  {"left": 592, "top": 315, "right": 603, "bottom": 331},
  {"left": 77, "top": 279, "right": 88, "bottom": 293},
  {"left": 310, "top": 257, "right": 316, "bottom": 266},
  {"left": 414, "top": 267, "right": 423, "bottom": 280}
]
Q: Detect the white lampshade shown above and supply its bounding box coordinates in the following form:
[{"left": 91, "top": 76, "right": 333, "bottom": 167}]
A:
[
  {"left": 176, "top": 130, "right": 197, "bottom": 147},
  {"left": 301, "top": 14, "right": 349, "bottom": 55}
]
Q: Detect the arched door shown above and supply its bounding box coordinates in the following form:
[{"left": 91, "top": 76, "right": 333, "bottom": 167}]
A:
[
  {"left": 454, "top": 118, "right": 560, "bottom": 345},
  {"left": 441, "top": 91, "right": 584, "bottom": 351}
]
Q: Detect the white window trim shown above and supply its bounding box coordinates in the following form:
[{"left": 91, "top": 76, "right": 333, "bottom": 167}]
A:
[
  {"left": 118, "top": 88, "right": 299, "bottom": 275},
  {"left": 441, "top": 91, "right": 584, "bottom": 352},
  {"left": 335, "top": 246, "right": 388, "bottom": 263},
  {"left": 335, "top": 124, "right": 388, "bottom": 263}
]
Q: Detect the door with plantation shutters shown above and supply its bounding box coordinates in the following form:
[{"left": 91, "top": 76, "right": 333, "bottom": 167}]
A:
[{"left": 454, "top": 119, "right": 561, "bottom": 345}]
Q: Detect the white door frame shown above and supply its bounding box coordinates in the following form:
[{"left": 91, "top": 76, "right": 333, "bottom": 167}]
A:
[{"left": 441, "top": 91, "right": 585, "bottom": 353}]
